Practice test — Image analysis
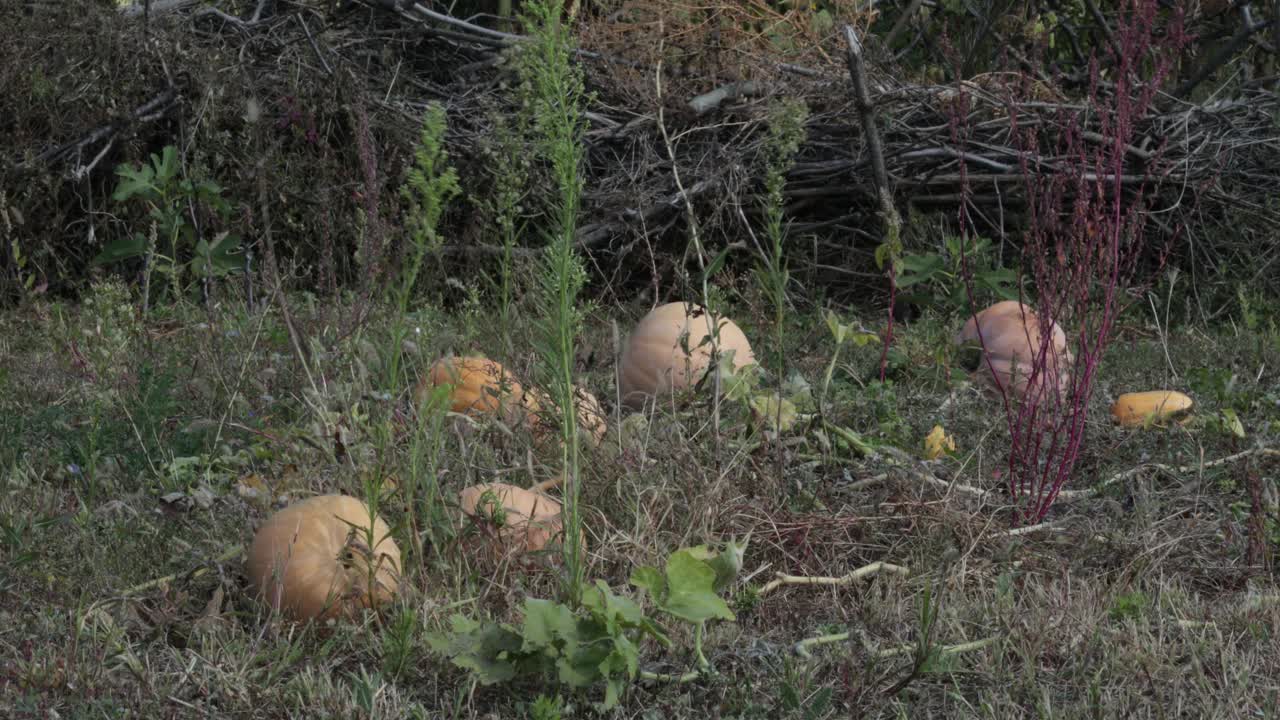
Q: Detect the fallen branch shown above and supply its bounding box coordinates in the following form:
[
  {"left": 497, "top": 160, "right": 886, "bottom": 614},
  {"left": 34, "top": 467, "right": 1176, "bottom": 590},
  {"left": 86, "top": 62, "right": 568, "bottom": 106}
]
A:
[
  {"left": 1056, "top": 446, "right": 1279, "bottom": 499},
  {"left": 758, "top": 561, "right": 910, "bottom": 596},
  {"left": 18, "top": 87, "right": 178, "bottom": 174},
  {"left": 121, "top": 544, "right": 245, "bottom": 596},
  {"left": 795, "top": 629, "right": 999, "bottom": 660}
]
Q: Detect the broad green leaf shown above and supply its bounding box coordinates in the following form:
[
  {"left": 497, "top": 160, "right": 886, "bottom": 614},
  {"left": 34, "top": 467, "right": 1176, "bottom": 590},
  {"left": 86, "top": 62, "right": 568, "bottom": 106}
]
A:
[
  {"left": 661, "top": 549, "right": 735, "bottom": 623},
  {"left": 825, "top": 310, "right": 848, "bottom": 344},
  {"left": 1221, "top": 408, "right": 1246, "bottom": 438},
  {"left": 112, "top": 164, "right": 157, "bottom": 203},
  {"left": 425, "top": 614, "right": 524, "bottom": 685},
  {"left": 155, "top": 145, "right": 178, "bottom": 184},
  {"left": 92, "top": 233, "right": 149, "bottom": 265},
  {"left": 750, "top": 392, "right": 799, "bottom": 432},
  {"left": 705, "top": 534, "right": 751, "bottom": 592},
  {"left": 629, "top": 566, "right": 666, "bottom": 601},
  {"left": 521, "top": 598, "right": 578, "bottom": 654}
]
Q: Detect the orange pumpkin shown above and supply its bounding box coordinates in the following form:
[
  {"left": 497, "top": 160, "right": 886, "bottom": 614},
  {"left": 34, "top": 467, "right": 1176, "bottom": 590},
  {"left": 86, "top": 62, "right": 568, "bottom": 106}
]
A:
[
  {"left": 414, "top": 356, "right": 528, "bottom": 425},
  {"left": 955, "top": 301, "right": 1073, "bottom": 398},
  {"left": 458, "top": 482, "right": 583, "bottom": 556},
  {"left": 618, "top": 302, "right": 756, "bottom": 410},
  {"left": 246, "top": 494, "right": 402, "bottom": 623}
]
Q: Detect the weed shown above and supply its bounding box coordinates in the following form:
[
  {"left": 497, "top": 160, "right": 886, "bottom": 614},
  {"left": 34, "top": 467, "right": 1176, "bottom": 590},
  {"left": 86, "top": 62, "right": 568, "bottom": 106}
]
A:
[
  {"left": 953, "top": 0, "right": 1188, "bottom": 524},
  {"left": 897, "top": 234, "right": 1019, "bottom": 314},
  {"left": 516, "top": 0, "right": 590, "bottom": 603},
  {"left": 96, "top": 146, "right": 241, "bottom": 311},
  {"left": 388, "top": 103, "right": 461, "bottom": 393}
]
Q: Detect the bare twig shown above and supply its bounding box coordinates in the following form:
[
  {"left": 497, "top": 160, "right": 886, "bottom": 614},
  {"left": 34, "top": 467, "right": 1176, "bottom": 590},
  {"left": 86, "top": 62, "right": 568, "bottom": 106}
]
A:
[
  {"left": 758, "top": 561, "right": 910, "bottom": 596},
  {"left": 1056, "top": 446, "right": 1280, "bottom": 499},
  {"left": 795, "top": 630, "right": 998, "bottom": 660}
]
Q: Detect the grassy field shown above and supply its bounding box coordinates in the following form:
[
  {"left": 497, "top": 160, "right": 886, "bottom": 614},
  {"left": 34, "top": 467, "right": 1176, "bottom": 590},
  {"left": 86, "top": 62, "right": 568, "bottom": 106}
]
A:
[{"left": 1, "top": 280, "right": 1278, "bottom": 719}]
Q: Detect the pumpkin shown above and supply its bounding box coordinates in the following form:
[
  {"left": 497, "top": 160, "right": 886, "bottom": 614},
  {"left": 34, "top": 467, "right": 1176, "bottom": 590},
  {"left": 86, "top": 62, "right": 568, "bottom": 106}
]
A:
[
  {"left": 458, "top": 482, "right": 582, "bottom": 556},
  {"left": 246, "top": 494, "right": 402, "bottom": 623},
  {"left": 1111, "top": 391, "right": 1194, "bottom": 427},
  {"left": 414, "top": 356, "right": 529, "bottom": 425},
  {"left": 955, "top": 301, "right": 1073, "bottom": 398},
  {"left": 527, "top": 386, "right": 609, "bottom": 448},
  {"left": 573, "top": 387, "right": 609, "bottom": 447},
  {"left": 618, "top": 302, "right": 757, "bottom": 410}
]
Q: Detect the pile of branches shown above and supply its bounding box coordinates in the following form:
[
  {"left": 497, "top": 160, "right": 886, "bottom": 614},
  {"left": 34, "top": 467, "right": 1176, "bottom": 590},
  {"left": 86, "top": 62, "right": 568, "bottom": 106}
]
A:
[{"left": 7, "top": 0, "right": 1280, "bottom": 307}]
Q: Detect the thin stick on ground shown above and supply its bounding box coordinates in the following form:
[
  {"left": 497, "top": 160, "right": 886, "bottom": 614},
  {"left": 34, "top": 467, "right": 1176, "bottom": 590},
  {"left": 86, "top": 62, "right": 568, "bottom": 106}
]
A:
[
  {"left": 121, "top": 544, "right": 246, "bottom": 597},
  {"left": 795, "top": 630, "right": 999, "bottom": 660},
  {"left": 758, "top": 560, "right": 910, "bottom": 596},
  {"left": 1056, "top": 446, "right": 1279, "bottom": 498}
]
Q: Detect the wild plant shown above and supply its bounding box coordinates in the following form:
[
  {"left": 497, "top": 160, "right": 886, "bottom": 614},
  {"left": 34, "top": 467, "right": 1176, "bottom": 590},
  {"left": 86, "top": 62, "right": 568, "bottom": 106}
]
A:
[
  {"left": 96, "top": 146, "right": 240, "bottom": 313},
  {"left": 952, "top": 0, "right": 1186, "bottom": 524},
  {"left": 752, "top": 98, "right": 808, "bottom": 474},
  {"left": 516, "top": 0, "right": 590, "bottom": 602},
  {"left": 387, "top": 103, "right": 460, "bottom": 393}
]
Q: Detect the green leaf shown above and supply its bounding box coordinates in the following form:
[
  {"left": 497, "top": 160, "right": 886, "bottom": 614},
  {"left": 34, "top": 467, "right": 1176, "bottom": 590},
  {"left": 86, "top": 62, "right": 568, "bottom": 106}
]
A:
[
  {"left": 112, "top": 164, "right": 158, "bottom": 203},
  {"left": 521, "top": 598, "right": 578, "bottom": 654},
  {"left": 154, "top": 145, "right": 178, "bottom": 185},
  {"left": 896, "top": 253, "right": 946, "bottom": 287},
  {"left": 661, "top": 549, "right": 735, "bottom": 623},
  {"left": 92, "top": 233, "right": 149, "bottom": 265},
  {"left": 703, "top": 245, "right": 731, "bottom": 283},
  {"left": 824, "top": 310, "right": 849, "bottom": 345},
  {"left": 874, "top": 242, "right": 892, "bottom": 270},
  {"left": 1221, "top": 408, "right": 1246, "bottom": 438},
  {"left": 705, "top": 534, "right": 751, "bottom": 593},
  {"left": 629, "top": 566, "right": 666, "bottom": 602},
  {"left": 425, "top": 614, "right": 524, "bottom": 685}
]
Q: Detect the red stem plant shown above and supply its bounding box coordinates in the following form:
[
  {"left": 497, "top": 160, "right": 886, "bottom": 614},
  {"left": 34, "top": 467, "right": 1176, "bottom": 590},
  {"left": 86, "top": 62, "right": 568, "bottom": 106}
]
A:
[{"left": 951, "top": 0, "right": 1187, "bottom": 525}]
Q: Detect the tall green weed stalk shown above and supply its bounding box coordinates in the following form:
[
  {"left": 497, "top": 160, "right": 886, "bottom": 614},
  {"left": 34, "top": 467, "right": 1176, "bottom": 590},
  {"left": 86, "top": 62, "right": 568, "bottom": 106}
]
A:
[
  {"left": 479, "top": 111, "right": 532, "bottom": 354},
  {"left": 390, "top": 104, "right": 460, "bottom": 391},
  {"left": 517, "top": 0, "right": 589, "bottom": 603},
  {"left": 752, "top": 99, "right": 807, "bottom": 480},
  {"left": 387, "top": 104, "right": 459, "bottom": 562}
]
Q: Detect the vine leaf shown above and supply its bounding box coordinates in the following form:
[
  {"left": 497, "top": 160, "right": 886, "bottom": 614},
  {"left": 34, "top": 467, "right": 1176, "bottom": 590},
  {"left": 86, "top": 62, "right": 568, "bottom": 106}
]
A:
[{"left": 656, "top": 549, "right": 735, "bottom": 624}]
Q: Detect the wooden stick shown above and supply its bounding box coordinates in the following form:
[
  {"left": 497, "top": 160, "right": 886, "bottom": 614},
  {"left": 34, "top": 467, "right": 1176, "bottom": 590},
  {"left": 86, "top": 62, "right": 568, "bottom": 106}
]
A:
[{"left": 759, "top": 561, "right": 910, "bottom": 596}]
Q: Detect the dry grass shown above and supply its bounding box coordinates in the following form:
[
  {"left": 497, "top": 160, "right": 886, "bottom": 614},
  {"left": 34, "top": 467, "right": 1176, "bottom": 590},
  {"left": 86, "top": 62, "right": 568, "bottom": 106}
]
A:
[{"left": 1, "top": 288, "right": 1278, "bottom": 719}]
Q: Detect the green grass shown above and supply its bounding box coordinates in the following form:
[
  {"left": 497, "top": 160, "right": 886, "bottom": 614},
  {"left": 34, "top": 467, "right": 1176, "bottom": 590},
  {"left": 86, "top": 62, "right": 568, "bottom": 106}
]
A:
[{"left": 1, "top": 290, "right": 1278, "bottom": 718}]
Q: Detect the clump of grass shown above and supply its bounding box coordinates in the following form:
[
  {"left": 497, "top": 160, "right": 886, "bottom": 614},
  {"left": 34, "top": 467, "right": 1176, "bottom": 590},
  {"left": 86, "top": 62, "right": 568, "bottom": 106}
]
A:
[{"left": 515, "top": 0, "right": 589, "bottom": 602}]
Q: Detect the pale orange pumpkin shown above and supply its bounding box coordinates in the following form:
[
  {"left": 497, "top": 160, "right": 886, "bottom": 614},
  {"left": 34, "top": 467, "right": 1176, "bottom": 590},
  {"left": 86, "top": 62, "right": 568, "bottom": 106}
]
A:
[
  {"left": 618, "top": 302, "right": 757, "bottom": 410},
  {"left": 955, "top": 301, "right": 1073, "bottom": 398},
  {"left": 246, "top": 494, "right": 402, "bottom": 623},
  {"left": 526, "top": 385, "right": 609, "bottom": 448},
  {"left": 414, "top": 356, "right": 529, "bottom": 425},
  {"left": 458, "top": 482, "right": 583, "bottom": 556},
  {"left": 572, "top": 387, "right": 608, "bottom": 446}
]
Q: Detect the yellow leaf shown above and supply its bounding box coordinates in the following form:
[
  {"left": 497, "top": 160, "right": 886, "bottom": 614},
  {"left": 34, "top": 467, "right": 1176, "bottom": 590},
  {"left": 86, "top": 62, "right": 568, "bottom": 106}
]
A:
[{"left": 923, "top": 424, "right": 956, "bottom": 460}]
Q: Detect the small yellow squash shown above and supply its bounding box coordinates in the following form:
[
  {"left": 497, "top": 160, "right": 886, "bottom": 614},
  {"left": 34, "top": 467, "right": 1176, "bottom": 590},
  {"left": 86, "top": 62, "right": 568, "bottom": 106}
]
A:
[
  {"left": 1111, "top": 391, "right": 1194, "bottom": 427},
  {"left": 246, "top": 494, "right": 402, "bottom": 623},
  {"left": 618, "top": 302, "right": 756, "bottom": 410}
]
